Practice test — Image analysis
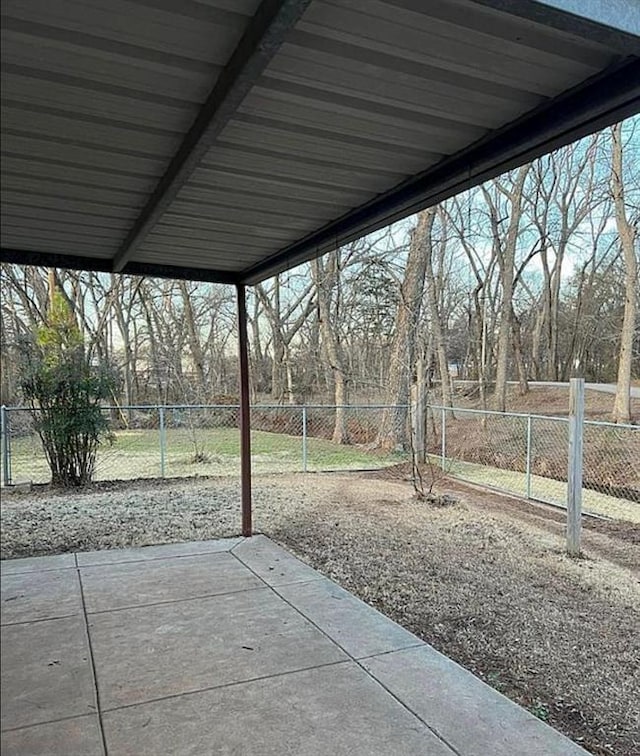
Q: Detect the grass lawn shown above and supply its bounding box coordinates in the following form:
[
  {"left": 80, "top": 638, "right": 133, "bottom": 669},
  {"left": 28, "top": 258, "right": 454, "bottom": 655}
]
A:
[
  {"left": 443, "top": 457, "right": 639, "bottom": 522},
  {"left": 5, "top": 427, "right": 404, "bottom": 484},
  {"left": 5, "top": 429, "right": 636, "bottom": 523}
]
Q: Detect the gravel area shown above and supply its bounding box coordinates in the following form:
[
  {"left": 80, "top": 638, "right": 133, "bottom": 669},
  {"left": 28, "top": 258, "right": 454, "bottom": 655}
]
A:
[{"left": 1, "top": 472, "right": 639, "bottom": 755}]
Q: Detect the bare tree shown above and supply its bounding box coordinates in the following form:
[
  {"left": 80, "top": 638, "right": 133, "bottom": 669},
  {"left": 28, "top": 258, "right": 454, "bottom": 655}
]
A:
[
  {"left": 178, "top": 280, "right": 207, "bottom": 398},
  {"left": 527, "top": 137, "right": 603, "bottom": 380},
  {"left": 424, "top": 207, "right": 453, "bottom": 408},
  {"left": 611, "top": 123, "right": 639, "bottom": 423},
  {"left": 377, "top": 209, "right": 435, "bottom": 449},
  {"left": 256, "top": 274, "right": 314, "bottom": 405},
  {"left": 312, "top": 251, "right": 350, "bottom": 443},
  {"left": 482, "top": 165, "right": 530, "bottom": 411},
  {"left": 1, "top": 121, "right": 637, "bottom": 413}
]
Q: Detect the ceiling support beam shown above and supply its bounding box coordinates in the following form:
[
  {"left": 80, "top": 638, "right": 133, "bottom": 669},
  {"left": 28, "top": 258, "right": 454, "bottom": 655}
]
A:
[
  {"left": 111, "top": 0, "right": 312, "bottom": 274},
  {"left": 240, "top": 56, "right": 640, "bottom": 285},
  {"left": 0, "top": 248, "right": 240, "bottom": 284}
]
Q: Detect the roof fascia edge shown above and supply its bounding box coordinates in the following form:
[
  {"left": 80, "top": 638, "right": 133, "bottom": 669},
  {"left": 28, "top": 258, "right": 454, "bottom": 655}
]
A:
[
  {"left": 239, "top": 57, "right": 640, "bottom": 285},
  {"left": 469, "top": 0, "right": 640, "bottom": 54}
]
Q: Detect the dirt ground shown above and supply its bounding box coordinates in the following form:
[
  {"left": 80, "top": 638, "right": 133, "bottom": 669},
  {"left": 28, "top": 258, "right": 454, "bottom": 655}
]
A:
[{"left": 1, "top": 472, "right": 638, "bottom": 755}]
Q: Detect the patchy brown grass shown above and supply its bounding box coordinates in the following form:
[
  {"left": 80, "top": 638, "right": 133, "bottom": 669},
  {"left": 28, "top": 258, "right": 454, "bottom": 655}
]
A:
[{"left": 266, "top": 474, "right": 640, "bottom": 756}]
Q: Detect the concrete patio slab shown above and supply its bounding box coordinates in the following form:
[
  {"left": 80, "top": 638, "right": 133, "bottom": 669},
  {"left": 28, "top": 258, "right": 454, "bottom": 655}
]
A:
[
  {"left": 362, "top": 645, "right": 588, "bottom": 756},
  {"left": 76, "top": 536, "right": 243, "bottom": 567},
  {"left": 1, "top": 569, "right": 82, "bottom": 625},
  {"left": 0, "top": 616, "right": 95, "bottom": 730},
  {"left": 0, "top": 553, "right": 76, "bottom": 575},
  {"left": 232, "top": 533, "right": 323, "bottom": 585},
  {"left": 89, "top": 587, "right": 347, "bottom": 709},
  {"left": 0, "top": 536, "right": 589, "bottom": 755},
  {"left": 1, "top": 715, "right": 103, "bottom": 756},
  {"left": 80, "top": 551, "right": 261, "bottom": 613},
  {"left": 277, "top": 576, "right": 424, "bottom": 659},
  {"left": 102, "top": 662, "right": 453, "bottom": 756}
]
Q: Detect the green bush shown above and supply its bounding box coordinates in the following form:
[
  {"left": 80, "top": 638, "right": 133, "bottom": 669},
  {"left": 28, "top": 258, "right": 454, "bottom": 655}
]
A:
[{"left": 19, "top": 291, "right": 119, "bottom": 487}]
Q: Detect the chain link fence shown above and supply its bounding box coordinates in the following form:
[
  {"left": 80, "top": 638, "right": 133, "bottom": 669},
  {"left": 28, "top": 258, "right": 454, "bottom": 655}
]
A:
[
  {"left": 2, "top": 402, "right": 637, "bottom": 521},
  {"left": 0, "top": 404, "right": 405, "bottom": 485},
  {"left": 426, "top": 405, "right": 639, "bottom": 520}
]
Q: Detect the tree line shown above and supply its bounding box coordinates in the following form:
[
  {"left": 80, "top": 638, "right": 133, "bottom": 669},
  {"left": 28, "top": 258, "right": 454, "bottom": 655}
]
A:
[{"left": 1, "top": 121, "right": 638, "bottom": 442}]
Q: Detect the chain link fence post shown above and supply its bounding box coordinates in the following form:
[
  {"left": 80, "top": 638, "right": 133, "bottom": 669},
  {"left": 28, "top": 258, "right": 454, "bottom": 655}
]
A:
[
  {"left": 567, "top": 378, "right": 584, "bottom": 556},
  {"left": 1, "top": 405, "right": 11, "bottom": 486},
  {"left": 525, "top": 414, "right": 532, "bottom": 499},
  {"left": 302, "top": 406, "right": 308, "bottom": 472},
  {"left": 159, "top": 405, "right": 166, "bottom": 478},
  {"left": 441, "top": 406, "right": 446, "bottom": 471}
]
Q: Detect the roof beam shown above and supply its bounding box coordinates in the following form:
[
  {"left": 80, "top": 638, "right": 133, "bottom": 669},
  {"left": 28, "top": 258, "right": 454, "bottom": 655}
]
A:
[
  {"left": 111, "top": 0, "right": 311, "bottom": 273},
  {"left": 1, "top": 248, "right": 240, "bottom": 284},
  {"left": 240, "top": 57, "right": 640, "bottom": 285}
]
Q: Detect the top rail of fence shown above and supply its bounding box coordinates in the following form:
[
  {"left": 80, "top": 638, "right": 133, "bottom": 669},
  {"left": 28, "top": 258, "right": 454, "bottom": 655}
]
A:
[
  {"left": 2, "top": 402, "right": 636, "bottom": 432},
  {"left": 427, "top": 404, "right": 571, "bottom": 424},
  {"left": 583, "top": 418, "right": 638, "bottom": 430},
  {"left": 429, "top": 404, "right": 637, "bottom": 431},
  {"left": 3, "top": 403, "right": 411, "bottom": 412}
]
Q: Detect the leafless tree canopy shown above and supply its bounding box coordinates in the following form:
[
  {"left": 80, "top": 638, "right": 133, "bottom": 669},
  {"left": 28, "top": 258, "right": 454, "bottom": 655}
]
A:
[{"left": 1, "top": 121, "right": 638, "bottom": 429}]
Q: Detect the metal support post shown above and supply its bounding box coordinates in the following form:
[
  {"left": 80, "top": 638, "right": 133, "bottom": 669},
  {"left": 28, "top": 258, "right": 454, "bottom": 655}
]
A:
[
  {"left": 302, "top": 406, "right": 308, "bottom": 473},
  {"left": 236, "top": 284, "right": 252, "bottom": 537},
  {"left": 525, "top": 415, "right": 532, "bottom": 499},
  {"left": 1, "top": 406, "right": 11, "bottom": 486},
  {"left": 441, "top": 406, "right": 446, "bottom": 471},
  {"left": 159, "top": 406, "right": 166, "bottom": 478},
  {"left": 567, "top": 378, "right": 584, "bottom": 556}
]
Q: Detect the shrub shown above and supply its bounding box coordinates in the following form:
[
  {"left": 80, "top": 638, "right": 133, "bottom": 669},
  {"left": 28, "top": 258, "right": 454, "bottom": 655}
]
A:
[{"left": 19, "top": 291, "right": 119, "bottom": 487}]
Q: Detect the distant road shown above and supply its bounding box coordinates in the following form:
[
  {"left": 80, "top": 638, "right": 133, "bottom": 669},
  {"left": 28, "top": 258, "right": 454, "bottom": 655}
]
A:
[
  {"left": 454, "top": 380, "right": 640, "bottom": 399},
  {"left": 526, "top": 381, "right": 640, "bottom": 398}
]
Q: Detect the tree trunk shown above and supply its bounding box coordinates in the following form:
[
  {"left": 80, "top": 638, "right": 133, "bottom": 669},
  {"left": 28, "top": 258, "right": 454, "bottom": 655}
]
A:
[
  {"left": 611, "top": 124, "right": 638, "bottom": 424},
  {"left": 511, "top": 308, "right": 529, "bottom": 395},
  {"left": 377, "top": 209, "right": 435, "bottom": 449},
  {"left": 47, "top": 269, "right": 57, "bottom": 310},
  {"left": 271, "top": 332, "right": 286, "bottom": 404},
  {"left": 486, "top": 166, "right": 529, "bottom": 411},
  {"left": 311, "top": 254, "right": 349, "bottom": 444},
  {"left": 424, "top": 214, "right": 451, "bottom": 407},
  {"left": 256, "top": 276, "right": 314, "bottom": 404},
  {"left": 178, "top": 281, "right": 207, "bottom": 400}
]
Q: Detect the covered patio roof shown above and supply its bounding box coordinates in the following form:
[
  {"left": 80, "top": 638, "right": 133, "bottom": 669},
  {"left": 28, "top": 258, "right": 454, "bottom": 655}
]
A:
[{"left": 1, "top": 0, "right": 639, "bottom": 285}]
